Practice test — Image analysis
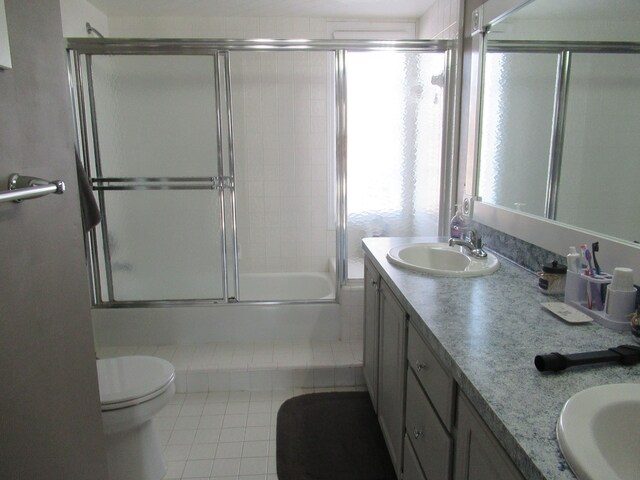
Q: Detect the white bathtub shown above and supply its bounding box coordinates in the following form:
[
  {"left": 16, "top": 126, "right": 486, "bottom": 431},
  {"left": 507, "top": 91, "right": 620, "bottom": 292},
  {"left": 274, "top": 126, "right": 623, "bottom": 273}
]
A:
[
  {"left": 239, "top": 272, "right": 335, "bottom": 301},
  {"left": 92, "top": 271, "right": 340, "bottom": 345}
]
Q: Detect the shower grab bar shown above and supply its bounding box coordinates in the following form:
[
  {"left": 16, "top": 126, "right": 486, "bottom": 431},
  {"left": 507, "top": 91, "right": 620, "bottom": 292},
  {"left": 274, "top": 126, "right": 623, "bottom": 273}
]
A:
[
  {"left": 0, "top": 173, "right": 65, "bottom": 204},
  {"left": 92, "top": 176, "right": 234, "bottom": 191}
]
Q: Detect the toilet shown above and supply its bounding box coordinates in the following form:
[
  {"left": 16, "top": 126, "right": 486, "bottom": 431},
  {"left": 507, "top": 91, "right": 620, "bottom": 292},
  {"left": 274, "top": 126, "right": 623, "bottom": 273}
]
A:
[{"left": 97, "top": 356, "right": 175, "bottom": 480}]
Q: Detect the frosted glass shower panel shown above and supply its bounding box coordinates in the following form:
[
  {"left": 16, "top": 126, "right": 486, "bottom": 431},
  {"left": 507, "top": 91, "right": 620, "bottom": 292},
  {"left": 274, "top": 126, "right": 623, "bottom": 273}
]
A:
[
  {"left": 556, "top": 53, "right": 640, "bottom": 242},
  {"left": 100, "top": 191, "right": 224, "bottom": 301},
  {"left": 346, "top": 51, "right": 445, "bottom": 262},
  {"left": 90, "top": 55, "right": 219, "bottom": 177},
  {"left": 478, "top": 52, "right": 558, "bottom": 216}
]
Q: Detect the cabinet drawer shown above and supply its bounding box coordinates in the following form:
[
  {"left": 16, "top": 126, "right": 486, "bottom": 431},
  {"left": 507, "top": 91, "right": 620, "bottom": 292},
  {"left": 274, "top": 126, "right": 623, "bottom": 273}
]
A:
[
  {"left": 407, "top": 322, "right": 455, "bottom": 430},
  {"left": 405, "top": 369, "right": 452, "bottom": 480},
  {"left": 403, "top": 434, "right": 427, "bottom": 480}
]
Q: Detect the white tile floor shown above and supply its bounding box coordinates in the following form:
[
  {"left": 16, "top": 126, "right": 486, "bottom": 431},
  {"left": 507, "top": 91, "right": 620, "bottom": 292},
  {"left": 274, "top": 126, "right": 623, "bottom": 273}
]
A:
[
  {"left": 158, "top": 387, "right": 367, "bottom": 480},
  {"left": 98, "top": 341, "right": 366, "bottom": 477}
]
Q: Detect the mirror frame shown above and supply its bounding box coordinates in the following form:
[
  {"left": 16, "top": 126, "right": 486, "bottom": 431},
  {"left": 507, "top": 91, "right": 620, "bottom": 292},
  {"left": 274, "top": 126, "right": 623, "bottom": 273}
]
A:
[{"left": 465, "top": 0, "right": 640, "bottom": 282}]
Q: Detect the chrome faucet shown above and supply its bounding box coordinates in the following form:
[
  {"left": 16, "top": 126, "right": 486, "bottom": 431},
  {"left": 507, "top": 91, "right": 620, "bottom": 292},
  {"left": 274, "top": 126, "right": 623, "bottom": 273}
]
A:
[{"left": 449, "top": 227, "right": 487, "bottom": 258}]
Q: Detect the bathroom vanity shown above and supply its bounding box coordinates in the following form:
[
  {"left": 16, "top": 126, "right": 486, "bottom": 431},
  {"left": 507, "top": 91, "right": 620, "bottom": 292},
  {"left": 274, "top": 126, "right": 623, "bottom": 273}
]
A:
[{"left": 363, "top": 237, "right": 640, "bottom": 480}]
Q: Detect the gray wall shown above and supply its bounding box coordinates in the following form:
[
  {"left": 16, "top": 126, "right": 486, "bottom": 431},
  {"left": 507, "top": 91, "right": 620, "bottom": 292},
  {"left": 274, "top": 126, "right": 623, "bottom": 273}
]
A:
[{"left": 0, "top": 0, "right": 108, "bottom": 478}]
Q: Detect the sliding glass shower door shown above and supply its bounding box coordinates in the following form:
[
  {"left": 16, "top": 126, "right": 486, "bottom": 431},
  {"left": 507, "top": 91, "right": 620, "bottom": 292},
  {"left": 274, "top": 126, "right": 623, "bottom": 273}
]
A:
[
  {"left": 69, "top": 38, "right": 454, "bottom": 306},
  {"left": 78, "top": 53, "right": 237, "bottom": 302}
]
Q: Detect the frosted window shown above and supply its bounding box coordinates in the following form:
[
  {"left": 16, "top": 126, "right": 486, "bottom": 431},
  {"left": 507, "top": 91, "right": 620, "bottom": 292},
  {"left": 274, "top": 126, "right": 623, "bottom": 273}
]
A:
[
  {"left": 478, "top": 52, "right": 558, "bottom": 216},
  {"left": 346, "top": 51, "right": 445, "bottom": 268}
]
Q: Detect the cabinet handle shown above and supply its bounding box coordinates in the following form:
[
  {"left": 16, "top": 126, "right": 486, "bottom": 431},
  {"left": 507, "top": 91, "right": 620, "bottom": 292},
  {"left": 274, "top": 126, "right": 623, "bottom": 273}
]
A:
[
  {"left": 415, "top": 360, "right": 427, "bottom": 372},
  {"left": 413, "top": 427, "right": 423, "bottom": 439},
  {"left": 371, "top": 279, "right": 378, "bottom": 287}
]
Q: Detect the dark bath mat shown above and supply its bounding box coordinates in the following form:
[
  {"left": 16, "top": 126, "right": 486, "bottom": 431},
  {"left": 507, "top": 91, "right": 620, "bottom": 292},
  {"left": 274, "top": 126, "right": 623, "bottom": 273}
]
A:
[{"left": 276, "top": 391, "right": 397, "bottom": 480}]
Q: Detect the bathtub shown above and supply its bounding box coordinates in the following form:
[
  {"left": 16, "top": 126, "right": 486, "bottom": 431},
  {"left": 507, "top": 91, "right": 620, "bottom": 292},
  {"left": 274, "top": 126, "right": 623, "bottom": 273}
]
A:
[
  {"left": 92, "top": 271, "right": 341, "bottom": 345},
  {"left": 239, "top": 272, "right": 335, "bottom": 301}
]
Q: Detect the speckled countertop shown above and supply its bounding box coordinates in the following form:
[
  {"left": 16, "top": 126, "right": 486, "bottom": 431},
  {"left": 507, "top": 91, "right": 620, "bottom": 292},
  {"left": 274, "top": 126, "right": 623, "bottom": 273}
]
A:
[{"left": 363, "top": 237, "right": 640, "bottom": 480}]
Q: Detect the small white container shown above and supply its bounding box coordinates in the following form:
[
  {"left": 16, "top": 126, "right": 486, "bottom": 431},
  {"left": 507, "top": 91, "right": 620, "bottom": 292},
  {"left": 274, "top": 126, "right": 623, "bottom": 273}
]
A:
[
  {"left": 604, "top": 268, "right": 637, "bottom": 322},
  {"left": 564, "top": 270, "right": 587, "bottom": 303}
]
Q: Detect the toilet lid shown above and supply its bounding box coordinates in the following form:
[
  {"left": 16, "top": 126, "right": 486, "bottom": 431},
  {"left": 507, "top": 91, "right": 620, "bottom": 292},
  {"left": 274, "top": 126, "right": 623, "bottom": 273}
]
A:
[{"left": 97, "top": 356, "right": 175, "bottom": 408}]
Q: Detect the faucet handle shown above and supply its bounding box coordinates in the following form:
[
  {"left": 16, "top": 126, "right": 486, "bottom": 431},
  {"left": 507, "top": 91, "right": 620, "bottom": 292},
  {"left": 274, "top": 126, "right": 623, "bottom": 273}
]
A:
[
  {"left": 466, "top": 228, "right": 487, "bottom": 257},
  {"left": 465, "top": 227, "right": 478, "bottom": 244}
]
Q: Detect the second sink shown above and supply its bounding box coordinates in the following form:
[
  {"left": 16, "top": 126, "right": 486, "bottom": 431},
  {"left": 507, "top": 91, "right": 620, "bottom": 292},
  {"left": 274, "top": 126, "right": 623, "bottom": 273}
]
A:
[
  {"left": 557, "top": 383, "right": 640, "bottom": 480},
  {"left": 386, "top": 243, "right": 499, "bottom": 277}
]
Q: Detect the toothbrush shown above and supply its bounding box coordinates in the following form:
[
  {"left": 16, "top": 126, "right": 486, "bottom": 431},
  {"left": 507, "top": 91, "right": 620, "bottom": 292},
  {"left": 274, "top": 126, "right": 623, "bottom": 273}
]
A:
[
  {"left": 584, "top": 248, "right": 594, "bottom": 277},
  {"left": 591, "top": 241, "right": 606, "bottom": 304},
  {"left": 579, "top": 245, "right": 590, "bottom": 275},
  {"left": 591, "top": 242, "right": 601, "bottom": 275}
]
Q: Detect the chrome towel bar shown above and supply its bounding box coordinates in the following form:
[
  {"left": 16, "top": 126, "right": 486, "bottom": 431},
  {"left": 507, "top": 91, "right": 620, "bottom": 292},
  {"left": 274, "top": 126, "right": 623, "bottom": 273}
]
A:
[{"left": 0, "top": 173, "right": 65, "bottom": 204}]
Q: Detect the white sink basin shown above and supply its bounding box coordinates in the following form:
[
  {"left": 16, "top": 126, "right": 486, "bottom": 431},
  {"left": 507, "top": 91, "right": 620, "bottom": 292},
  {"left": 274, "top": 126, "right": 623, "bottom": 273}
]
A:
[
  {"left": 557, "top": 383, "right": 640, "bottom": 480},
  {"left": 386, "top": 243, "right": 499, "bottom": 277}
]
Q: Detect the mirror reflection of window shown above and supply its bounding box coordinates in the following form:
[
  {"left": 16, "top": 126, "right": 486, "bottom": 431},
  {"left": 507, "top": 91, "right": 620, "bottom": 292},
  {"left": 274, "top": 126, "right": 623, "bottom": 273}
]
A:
[
  {"left": 478, "top": 52, "right": 557, "bottom": 217},
  {"left": 557, "top": 53, "right": 640, "bottom": 243},
  {"left": 475, "top": 0, "right": 640, "bottom": 244}
]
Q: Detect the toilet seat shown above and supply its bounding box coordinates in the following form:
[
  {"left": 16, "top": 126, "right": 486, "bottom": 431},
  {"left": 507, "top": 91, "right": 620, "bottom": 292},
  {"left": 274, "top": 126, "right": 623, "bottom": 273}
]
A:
[{"left": 97, "top": 356, "right": 175, "bottom": 411}]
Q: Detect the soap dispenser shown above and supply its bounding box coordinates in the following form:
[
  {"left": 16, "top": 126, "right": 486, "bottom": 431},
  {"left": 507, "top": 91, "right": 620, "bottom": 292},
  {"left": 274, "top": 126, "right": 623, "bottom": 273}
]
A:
[{"left": 449, "top": 205, "right": 466, "bottom": 239}]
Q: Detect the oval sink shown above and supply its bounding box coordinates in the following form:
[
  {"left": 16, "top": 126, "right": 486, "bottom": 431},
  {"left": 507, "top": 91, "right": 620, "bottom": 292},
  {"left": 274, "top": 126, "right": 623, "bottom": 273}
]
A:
[
  {"left": 557, "top": 383, "right": 640, "bottom": 480},
  {"left": 386, "top": 243, "right": 499, "bottom": 277}
]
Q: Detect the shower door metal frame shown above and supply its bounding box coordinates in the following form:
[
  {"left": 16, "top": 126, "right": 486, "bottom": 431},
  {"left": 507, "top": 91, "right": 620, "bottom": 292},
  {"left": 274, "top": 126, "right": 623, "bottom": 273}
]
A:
[{"left": 67, "top": 38, "right": 454, "bottom": 308}]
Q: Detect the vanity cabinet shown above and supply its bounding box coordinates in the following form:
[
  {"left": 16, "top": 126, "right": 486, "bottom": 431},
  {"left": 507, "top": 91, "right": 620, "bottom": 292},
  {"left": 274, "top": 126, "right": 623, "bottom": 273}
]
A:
[
  {"left": 377, "top": 278, "right": 408, "bottom": 479},
  {"left": 363, "top": 254, "right": 527, "bottom": 480},
  {"left": 406, "top": 324, "right": 524, "bottom": 480},
  {"left": 454, "top": 393, "right": 525, "bottom": 480},
  {"left": 363, "top": 257, "right": 380, "bottom": 412},
  {"left": 404, "top": 323, "right": 455, "bottom": 480}
]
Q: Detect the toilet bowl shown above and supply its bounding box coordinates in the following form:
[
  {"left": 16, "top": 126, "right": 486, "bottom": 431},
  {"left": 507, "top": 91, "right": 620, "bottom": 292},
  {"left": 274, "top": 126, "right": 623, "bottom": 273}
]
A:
[{"left": 97, "top": 356, "right": 175, "bottom": 480}]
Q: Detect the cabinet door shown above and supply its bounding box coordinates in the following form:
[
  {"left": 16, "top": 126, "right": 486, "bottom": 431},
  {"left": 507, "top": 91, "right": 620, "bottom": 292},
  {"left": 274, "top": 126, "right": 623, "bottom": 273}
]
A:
[
  {"left": 363, "top": 257, "right": 380, "bottom": 412},
  {"left": 377, "top": 279, "right": 407, "bottom": 479},
  {"left": 403, "top": 435, "right": 428, "bottom": 480},
  {"left": 454, "top": 393, "right": 525, "bottom": 480}
]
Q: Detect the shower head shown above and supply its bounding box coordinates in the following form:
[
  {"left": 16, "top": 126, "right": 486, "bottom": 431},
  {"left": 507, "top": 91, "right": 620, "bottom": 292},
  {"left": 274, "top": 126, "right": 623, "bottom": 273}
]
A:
[{"left": 86, "top": 22, "right": 104, "bottom": 38}]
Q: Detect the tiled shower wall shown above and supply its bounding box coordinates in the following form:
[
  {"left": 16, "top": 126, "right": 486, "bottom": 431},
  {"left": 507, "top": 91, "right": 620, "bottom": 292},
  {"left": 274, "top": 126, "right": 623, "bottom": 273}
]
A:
[
  {"left": 231, "top": 50, "right": 333, "bottom": 273},
  {"left": 418, "top": 0, "right": 461, "bottom": 39}
]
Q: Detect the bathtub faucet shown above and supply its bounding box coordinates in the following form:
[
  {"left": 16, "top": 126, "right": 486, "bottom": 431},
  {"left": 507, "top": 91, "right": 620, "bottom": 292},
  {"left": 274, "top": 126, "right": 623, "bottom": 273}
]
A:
[{"left": 449, "top": 227, "right": 487, "bottom": 259}]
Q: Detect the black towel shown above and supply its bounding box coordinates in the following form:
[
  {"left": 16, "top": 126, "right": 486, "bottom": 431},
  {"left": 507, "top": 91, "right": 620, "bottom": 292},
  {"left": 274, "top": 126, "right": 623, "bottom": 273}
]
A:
[{"left": 75, "top": 150, "right": 101, "bottom": 231}]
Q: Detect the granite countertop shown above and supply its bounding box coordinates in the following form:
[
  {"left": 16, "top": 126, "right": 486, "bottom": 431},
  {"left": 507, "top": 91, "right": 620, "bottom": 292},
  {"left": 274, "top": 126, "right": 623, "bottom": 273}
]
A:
[{"left": 363, "top": 237, "right": 640, "bottom": 480}]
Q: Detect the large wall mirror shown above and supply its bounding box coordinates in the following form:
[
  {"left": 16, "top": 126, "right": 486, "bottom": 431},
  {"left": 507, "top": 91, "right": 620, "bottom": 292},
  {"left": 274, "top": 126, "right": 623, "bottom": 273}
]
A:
[{"left": 473, "top": 0, "right": 640, "bottom": 246}]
